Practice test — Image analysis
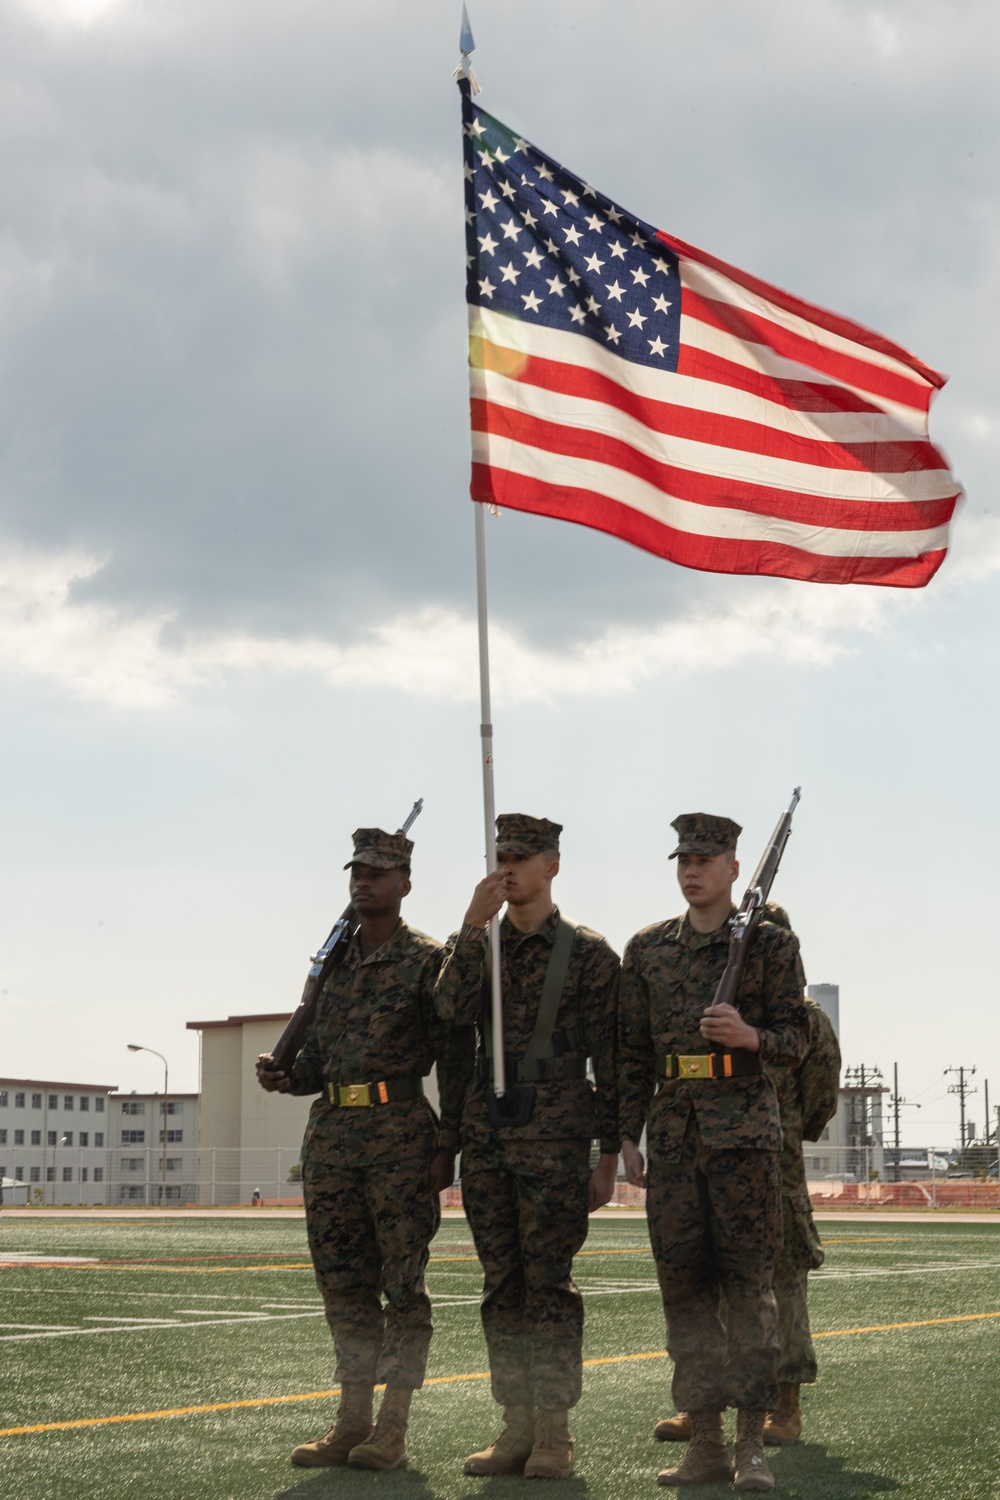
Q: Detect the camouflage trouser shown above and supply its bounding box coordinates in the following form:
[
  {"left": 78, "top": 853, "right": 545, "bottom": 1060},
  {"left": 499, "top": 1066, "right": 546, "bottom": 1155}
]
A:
[
  {"left": 461, "top": 1135, "right": 592, "bottom": 1410},
  {"left": 773, "top": 1260, "right": 817, "bottom": 1384},
  {"left": 302, "top": 1139, "right": 440, "bottom": 1389},
  {"left": 647, "top": 1120, "right": 781, "bottom": 1411}
]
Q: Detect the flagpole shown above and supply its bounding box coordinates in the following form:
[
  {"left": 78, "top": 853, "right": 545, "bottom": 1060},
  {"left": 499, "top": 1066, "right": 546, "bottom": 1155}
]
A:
[{"left": 474, "top": 500, "right": 506, "bottom": 1096}]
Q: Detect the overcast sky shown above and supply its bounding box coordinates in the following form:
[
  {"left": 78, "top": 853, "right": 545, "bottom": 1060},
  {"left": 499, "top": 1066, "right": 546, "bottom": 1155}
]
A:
[{"left": 1, "top": 0, "right": 998, "bottom": 1148}]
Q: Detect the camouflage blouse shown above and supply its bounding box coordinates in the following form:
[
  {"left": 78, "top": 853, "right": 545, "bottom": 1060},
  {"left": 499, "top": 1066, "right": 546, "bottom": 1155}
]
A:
[
  {"left": 288, "top": 920, "right": 472, "bottom": 1154},
  {"left": 434, "top": 908, "right": 620, "bottom": 1154},
  {"left": 618, "top": 913, "right": 809, "bottom": 1159}
]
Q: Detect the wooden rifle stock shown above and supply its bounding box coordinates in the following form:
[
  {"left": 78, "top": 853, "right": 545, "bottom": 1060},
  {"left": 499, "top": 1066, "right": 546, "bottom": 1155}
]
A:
[
  {"left": 709, "top": 787, "right": 801, "bottom": 1012},
  {"left": 264, "top": 799, "right": 424, "bottom": 1076}
]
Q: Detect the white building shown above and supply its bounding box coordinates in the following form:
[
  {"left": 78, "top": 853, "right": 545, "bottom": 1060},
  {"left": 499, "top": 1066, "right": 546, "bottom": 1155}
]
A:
[
  {"left": 0, "top": 1077, "right": 116, "bottom": 1205},
  {"left": 0, "top": 1078, "right": 202, "bottom": 1205},
  {"left": 108, "top": 1089, "right": 201, "bottom": 1204}
]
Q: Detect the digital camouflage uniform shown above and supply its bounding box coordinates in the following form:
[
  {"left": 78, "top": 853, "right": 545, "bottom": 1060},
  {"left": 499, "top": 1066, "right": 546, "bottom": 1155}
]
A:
[
  {"left": 617, "top": 815, "right": 810, "bottom": 1414},
  {"left": 434, "top": 816, "right": 620, "bottom": 1413},
  {"left": 287, "top": 830, "right": 471, "bottom": 1392},
  {"left": 764, "top": 996, "right": 841, "bottom": 1384}
]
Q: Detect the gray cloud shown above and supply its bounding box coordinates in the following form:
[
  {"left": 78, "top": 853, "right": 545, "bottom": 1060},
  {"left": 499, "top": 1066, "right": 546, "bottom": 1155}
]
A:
[{"left": 0, "top": 0, "right": 995, "bottom": 655}]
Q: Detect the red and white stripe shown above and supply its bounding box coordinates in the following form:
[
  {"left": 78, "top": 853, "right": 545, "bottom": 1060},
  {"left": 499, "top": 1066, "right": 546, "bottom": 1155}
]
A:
[{"left": 469, "top": 232, "right": 960, "bottom": 587}]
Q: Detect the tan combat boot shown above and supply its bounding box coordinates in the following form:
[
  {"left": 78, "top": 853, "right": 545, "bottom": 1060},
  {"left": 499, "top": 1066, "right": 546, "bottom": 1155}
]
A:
[
  {"left": 523, "top": 1408, "right": 575, "bottom": 1479},
  {"left": 733, "top": 1407, "right": 774, "bottom": 1492},
  {"left": 764, "top": 1383, "right": 802, "bottom": 1446},
  {"left": 290, "top": 1383, "right": 374, "bottom": 1467},
  {"left": 653, "top": 1411, "right": 692, "bottom": 1442},
  {"left": 656, "top": 1409, "right": 732, "bottom": 1486},
  {"left": 348, "top": 1385, "right": 413, "bottom": 1470},
  {"left": 464, "top": 1405, "right": 536, "bottom": 1475}
]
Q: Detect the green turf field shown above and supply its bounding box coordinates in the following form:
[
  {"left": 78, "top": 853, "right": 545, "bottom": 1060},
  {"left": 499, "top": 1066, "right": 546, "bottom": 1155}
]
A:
[{"left": 2, "top": 1213, "right": 999, "bottom": 1499}]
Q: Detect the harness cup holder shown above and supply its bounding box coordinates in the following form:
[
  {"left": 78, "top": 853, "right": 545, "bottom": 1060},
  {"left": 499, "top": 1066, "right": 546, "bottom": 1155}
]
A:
[{"left": 485, "top": 1086, "right": 536, "bottom": 1128}]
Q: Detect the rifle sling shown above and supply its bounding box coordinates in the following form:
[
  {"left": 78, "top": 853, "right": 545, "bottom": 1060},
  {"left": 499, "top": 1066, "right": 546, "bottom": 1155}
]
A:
[{"left": 483, "top": 916, "right": 578, "bottom": 1078}]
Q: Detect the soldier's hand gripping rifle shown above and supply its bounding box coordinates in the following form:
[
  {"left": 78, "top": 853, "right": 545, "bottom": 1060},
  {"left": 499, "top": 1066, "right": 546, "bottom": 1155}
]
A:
[
  {"left": 263, "top": 799, "right": 424, "bottom": 1075},
  {"left": 709, "top": 787, "right": 801, "bottom": 1013}
]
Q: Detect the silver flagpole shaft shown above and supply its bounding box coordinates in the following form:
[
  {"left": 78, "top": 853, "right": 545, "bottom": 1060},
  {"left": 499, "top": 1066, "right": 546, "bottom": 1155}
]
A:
[{"left": 474, "top": 501, "right": 506, "bottom": 1096}]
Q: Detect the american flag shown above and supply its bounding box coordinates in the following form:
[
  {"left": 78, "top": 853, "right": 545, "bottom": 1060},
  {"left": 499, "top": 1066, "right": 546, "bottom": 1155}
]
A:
[{"left": 461, "top": 82, "right": 961, "bottom": 587}]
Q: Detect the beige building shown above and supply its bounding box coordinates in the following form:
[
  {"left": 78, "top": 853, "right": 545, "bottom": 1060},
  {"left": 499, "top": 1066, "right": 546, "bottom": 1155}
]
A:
[
  {"left": 186, "top": 1012, "right": 311, "bottom": 1204},
  {"left": 187, "top": 1010, "right": 444, "bottom": 1205}
]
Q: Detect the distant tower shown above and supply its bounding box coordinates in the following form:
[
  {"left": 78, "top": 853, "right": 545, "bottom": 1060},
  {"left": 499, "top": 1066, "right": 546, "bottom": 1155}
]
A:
[{"left": 807, "top": 983, "right": 840, "bottom": 1039}]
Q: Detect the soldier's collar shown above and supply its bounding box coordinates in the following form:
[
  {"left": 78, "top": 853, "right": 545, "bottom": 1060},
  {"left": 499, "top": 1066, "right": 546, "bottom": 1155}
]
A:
[
  {"left": 350, "top": 917, "right": 409, "bottom": 964},
  {"left": 501, "top": 904, "right": 561, "bottom": 946},
  {"left": 677, "top": 910, "right": 734, "bottom": 949}
]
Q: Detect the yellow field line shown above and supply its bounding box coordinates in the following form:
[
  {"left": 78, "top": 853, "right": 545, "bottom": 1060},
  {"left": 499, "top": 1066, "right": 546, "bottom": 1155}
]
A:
[
  {"left": 813, "top": 1310, "right": 1000, "bottom": 1339},
  {"left": 4, "top": 1310, "right": 999, "bottom": 1439}
]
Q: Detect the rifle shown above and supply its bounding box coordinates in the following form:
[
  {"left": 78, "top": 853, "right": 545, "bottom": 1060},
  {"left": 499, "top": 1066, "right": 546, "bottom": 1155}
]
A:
[
  {"left": 265, "top": 798, "right": 424, "bottom": 1074},
  {"left": 709, "top": 787, "right": 801, "bottom": 1012}
]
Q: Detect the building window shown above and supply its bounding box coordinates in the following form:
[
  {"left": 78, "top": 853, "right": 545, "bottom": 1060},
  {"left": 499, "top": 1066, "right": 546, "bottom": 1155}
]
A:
[
  {"left": 30, "top": 1131, "right": 41, "bottom": 1146},
  {"left": 81, "top": 1168, "right": 89, "bottom": 1183},
  {"left": 14, "top": 1130, "right": 24, "bottom": 1146},
  {"left": 62, "top": 1167, "right": 72, "bottom": 1182},
  {"left": 160, "top": 1130, "right": 183, "bottom": 1144},
  {"left": 163, "top": 1186, "right": 182, "bottom": 1201},
  {"left": 63, "top": 1132, "right": 73, "bottom": 1148},
  {"left": 79, "top": 1132, "right": 89, "bottom": 1148},
  {"left": 31, "top": 1093, "right": 42, "bottom": 1109},
  {"left": 162, "top": 1101, "right": 184, "bottom": 1116},
  {"left": 47, "top": 1131, "right": 57, "bottom": 1147},
  {"left": 29, "top": 1166, "right": 41, "bottom": 1182},
  {"left": 14, "top": 1167, "right": 23, "bottom": 1181},
  {"left": 48, "top": 1094, "right": 58, "bottom": 1110},
  {"left": 95, "top": 1098, "right": 105, "bottom": 1113},
  {"left": 95, "top": 1132, "right": 104, "bottom": 1147},
  {"left": 121, "top": 1131, "right": 145, "bottom": 1145},
  {"left": 94, "top": 1168, "right": 104, "bottom": 1183},
  {"left": 79, "top": 1097, "right": 90, "bottom": 1112},
  {"left": 0, "top": 1091, "right": 7, "bottom": 1107},
  {"left": 63, "top": 1096, "right": 73, "bottom": 1111},
  {"left": 14, "top": 1093, "right": 25, "bottom": 1109},
  {"left": 165, "top": 1158, "right": 183, "bottom": 1172},
  {"left": 0, "top": 1130, "right": 6, "bottom": 1146},
  {"left": 46, "top": 1167, "right": 54, "bottom": 1182},
  {"left": 119, "top": 1185, "right": 144, "bottom": 1201},
  {"left": 124, "top": 1158, "right": 145, "bottom": 1171},
  {"left": 121, "top": 1102, "right": 145, "bottom": 1116}
]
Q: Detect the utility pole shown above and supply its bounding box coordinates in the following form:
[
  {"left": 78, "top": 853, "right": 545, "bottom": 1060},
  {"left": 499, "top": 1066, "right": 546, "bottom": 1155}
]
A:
[
  {"left": 889, "top": 1063, "right": 921, "bottom": 1182},
  {"left": 945, "top": 1066, "right": 977, "bottom": 1155},
  {"left": 844, "top": 1064, "right": 885, "bottom": 1179},
  {"left": 985, "top": 1079, "right": 990, "bottom": 1145}
]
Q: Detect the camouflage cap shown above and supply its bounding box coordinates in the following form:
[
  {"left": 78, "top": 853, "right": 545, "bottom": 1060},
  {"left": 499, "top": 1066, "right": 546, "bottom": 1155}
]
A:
[
  {"left": 668, "top": 812, "right": 742, "bottom": 859},
  {"left": 343, "top": 828, "right": 413, "bottom": 871},
  {"left": 496, "top": 812, "right": 562, "bottom": 857}
]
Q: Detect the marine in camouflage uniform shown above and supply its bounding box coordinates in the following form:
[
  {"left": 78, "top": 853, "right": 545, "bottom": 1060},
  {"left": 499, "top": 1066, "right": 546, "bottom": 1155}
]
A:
[
  {"left": 256, "top": 827, "right": 472, "bottom": 1472},
  {"left": 762, "top": 960, "right": 841, "bottom": 1441},
  {"left": 618, "top": 814, "right": 810, "bottom": 1491},
  {"left": 655, "top": 908, "right": 841, "bottom": 1449},
  {"left": 434, "top": 813, "right": 620, "bottom": 1480}
]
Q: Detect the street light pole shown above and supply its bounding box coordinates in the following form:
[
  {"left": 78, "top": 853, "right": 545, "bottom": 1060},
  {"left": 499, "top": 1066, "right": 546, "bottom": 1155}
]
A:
[
  {"left": 127, "top": 1045, "right": 169, "bottom": 1204},
  {"left": 50, "top": 1132, "right": 68, "bottom": 1204}
]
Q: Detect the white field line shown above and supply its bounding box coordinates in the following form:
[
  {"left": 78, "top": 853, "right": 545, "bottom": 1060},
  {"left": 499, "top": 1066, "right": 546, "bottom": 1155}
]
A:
[
  {"left": 5, "top": 1258, "right": 998, "bottom": 1343},
  {"left": 0, "top": 1310, "right": 324, "bottom": 1343},
  {"left": 812, "top": 1260, "right": 1000, "bottom": 1281}
]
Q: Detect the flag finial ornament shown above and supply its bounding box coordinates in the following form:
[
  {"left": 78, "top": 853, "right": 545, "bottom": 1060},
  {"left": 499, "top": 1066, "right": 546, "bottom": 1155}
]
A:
[{"left": 454, "top": 4, "right": 481, "bottom": 95}]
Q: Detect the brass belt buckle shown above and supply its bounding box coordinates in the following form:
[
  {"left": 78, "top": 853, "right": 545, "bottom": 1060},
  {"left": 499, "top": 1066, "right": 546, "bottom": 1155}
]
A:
[
  {"left": 677, "top": 1054, "right": 713, "bottom": 1079},
  {"left": 338, "top": 1083, "right": 372, "bottom": 1108}
]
